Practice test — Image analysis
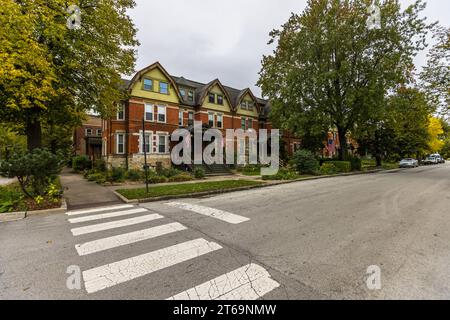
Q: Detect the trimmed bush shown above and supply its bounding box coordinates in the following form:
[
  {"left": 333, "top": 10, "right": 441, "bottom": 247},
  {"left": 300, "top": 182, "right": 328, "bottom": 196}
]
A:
[
  {"left": 93, "top": 159, "right": 107, "bottom": 172},
  {"left": 158, "top": 168, "right": 183, "bottom": 178},
  {"left": 126, "top": 169, "right": 143, "bottom": 181},
  {"left": 169, "top": 173, "right": 194, "bottom": 182},
  {"left": 262, "top": 168, "right": 299, "bottom": 180},
  {"left": 87, "top": 173, "right": 106, "bottom": 184},
  {"left": 349, "top": 157, "right": 362, "bottom": 171},
  {"left": 319, "top": 163, "right": 338, "bottom": 175},
  {"left": 147, "top": 175, "right": 168, "bottom": 184},
  {"left": 292, "top": 149, "right": 319, "bottom": 174},
  {"left": 109, "top": 167, "right": 126, "bottom": 183},
  {"left": 325, "top": 161, "right": 351, "bottom": 173},
  {"left": 194, "top": 167, "right": 206, "bottom": 179},
  {"left": 72, "top": 156, "right": 91, "bottom": 171}
]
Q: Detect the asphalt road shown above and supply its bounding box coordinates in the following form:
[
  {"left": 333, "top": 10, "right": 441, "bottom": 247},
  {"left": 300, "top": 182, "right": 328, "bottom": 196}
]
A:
[{"left": 1, "top": 163, "right": 450, "bottom": 299}]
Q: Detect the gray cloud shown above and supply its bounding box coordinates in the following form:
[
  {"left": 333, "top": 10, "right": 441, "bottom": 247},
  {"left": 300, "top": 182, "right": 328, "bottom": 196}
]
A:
[{"left": 128, "top": 0, "right": 449, "bottom": 97}]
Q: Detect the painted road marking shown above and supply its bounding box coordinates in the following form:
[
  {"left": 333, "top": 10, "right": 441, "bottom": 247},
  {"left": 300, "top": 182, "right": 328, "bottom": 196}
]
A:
[
  {"left": 165, "top": 202, "right": 250, "bottom": 224},
  {"left": 75, "top": 222, "right": 187, "bottom": 256},
  {"left": 83, "top": 238, "right": 222, "bottom": 293},
  {"left": 71, "top": 214, "right": 163, "bottom": 236},
  {"left": 167, "top": 263, "right": 280, "bottom": 300},
  {"left": 68, "top": 208, "right": 147, "bottom": 224},
  {"left": 66, "top": 204, "right": 134, "bottom": 216}
]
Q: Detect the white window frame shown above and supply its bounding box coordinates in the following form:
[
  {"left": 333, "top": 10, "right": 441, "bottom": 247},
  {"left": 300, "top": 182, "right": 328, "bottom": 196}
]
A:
[
  {"left": 145, "top": 103, "right": 154, "bottom": 122},
  {"left": 159, "top": 81, "right": 169, "bottom": 94},
  {"left": 179, "top": 110, "right": 183, "bottom": 126},
  {"left": 157, "top": 134, "right": 168, "bottom": 154},
  {"left": 139, "top": 131, "right": 152, "bottom": 154},
  {"left": 85, "top": 128, "right": 92, "bottom": 136},
  {"left": 117, "top": 103, "right": 125, "bottom": 120},
  {"left": 116, "top": 133, "right": 125, "bottom": 154},
  {"left": 188, "top": 90, "right": 194, "bottom": 102},
  {"left": 217, "top": 113, "right": 223, "bottom": 128},
  {"left": 157, "top": 105, "right": 167, "bottom": 123},
  {"left": 208, "top": 112, "right": 215, "bottom": 128},
  {"left": 96, "top": 129, "right": 102, "bottom": 136}
]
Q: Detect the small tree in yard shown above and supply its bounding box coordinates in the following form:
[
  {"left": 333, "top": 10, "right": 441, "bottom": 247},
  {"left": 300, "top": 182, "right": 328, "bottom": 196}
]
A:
[
  {"left": 291, "top": 149, "right": 319, "bottom": 174},
  {"left": 0, "top": 149, "right": 64, "bottom": 198}
]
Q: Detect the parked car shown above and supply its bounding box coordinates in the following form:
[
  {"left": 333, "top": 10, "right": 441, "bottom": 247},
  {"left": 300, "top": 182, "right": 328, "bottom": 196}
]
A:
[
  {"left": 430, "top": 154, "right": 445, "bottom": 164},
  {"left": 399, "top": 158, "right": 419, "bottom": 168},
  {"left": 423, "top": 156, "right": 438, "bottom": 165}
]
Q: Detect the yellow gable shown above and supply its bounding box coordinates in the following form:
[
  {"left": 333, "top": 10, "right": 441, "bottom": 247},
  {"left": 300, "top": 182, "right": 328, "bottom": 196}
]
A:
[
  {"left": 237, "top": 92, "right": 258, "bottom": 118},
  {"left": 202, "top": 84, "right": 231, "bottom": 112},
  {"left": 130, "top": 67, "right": 180, "bottom": 104}
]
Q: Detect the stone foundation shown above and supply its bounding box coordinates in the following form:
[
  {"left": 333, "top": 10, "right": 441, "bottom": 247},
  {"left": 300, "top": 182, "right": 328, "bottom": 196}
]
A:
[{"left": 105, "top": 154, "right": 172, "bottom": 170}]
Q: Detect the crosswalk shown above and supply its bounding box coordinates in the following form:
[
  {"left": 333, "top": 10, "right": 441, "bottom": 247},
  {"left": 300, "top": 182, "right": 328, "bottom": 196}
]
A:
[{"left": 66, "top": 203, "right": 279, "bottom": 299}]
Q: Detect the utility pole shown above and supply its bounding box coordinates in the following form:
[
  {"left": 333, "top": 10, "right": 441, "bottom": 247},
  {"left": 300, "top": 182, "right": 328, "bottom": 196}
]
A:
[{"left": 142, "top": 117, "right": 149, "bottom": 193}]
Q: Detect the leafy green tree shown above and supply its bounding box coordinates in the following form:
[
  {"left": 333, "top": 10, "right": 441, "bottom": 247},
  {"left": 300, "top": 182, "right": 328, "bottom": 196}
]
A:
[
  {"left": 258, "top": 0, "right": 432, "bottom": 160},
  {"left": 421, "top": 26, "right": 450, "bottom": 113},
  {"left": 356, "top": 88, "right": 431, "bottom": 163},
  {"left": 0, "top": 125, "right": 27, "bottom": 160},
  {"left": 0, "top": 0, "right": 139, "bottom": 150}
]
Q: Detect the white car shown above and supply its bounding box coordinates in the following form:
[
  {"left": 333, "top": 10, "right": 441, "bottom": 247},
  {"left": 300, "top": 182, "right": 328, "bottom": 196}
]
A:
[
  {"left": 399, "top": 158, "right": 419, "bottom": 168},
  {"left": 423, "top": 156, "right": 438, "bottom": 165}
]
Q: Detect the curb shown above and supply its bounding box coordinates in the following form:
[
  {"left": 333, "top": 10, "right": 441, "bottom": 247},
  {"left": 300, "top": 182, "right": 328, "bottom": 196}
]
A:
[
  {"left": 0, "top": 198, "right": 67, "bottom": 223},
  {"left": 113, "top": 168, "right": 397, "bottom": 204}
]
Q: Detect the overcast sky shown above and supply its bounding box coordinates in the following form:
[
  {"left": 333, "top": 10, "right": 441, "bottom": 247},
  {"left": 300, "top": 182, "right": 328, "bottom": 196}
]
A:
[{"left": 127, "top": 0, "right": 450, "bottom": 97}]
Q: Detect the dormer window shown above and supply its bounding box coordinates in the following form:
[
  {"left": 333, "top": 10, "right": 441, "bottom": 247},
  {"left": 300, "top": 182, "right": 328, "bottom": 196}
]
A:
[
  {"left": 159, "top": 82, "right": 169, "bottom": 94},
  {"left": 208, "top": 93, "right": 215, "bottom": 104},
  {"left": 217, "top": 95, "right": 224, "bottom": 105},
  {"left": 180, "top": 88, "right": 186, "bottom": 98},
  {"left": 143, "top": 78, "right": 153, "bottom": 91},
  {"left": 241, "top": 101, "right": 248, "bottom": 110},
  {"left": 188, "top": 90, "right": 194, "bottom": 102}
]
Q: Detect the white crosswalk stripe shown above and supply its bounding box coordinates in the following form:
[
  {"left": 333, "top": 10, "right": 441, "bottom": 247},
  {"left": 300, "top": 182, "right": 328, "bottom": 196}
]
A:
[
  {"left": 83, "top": 238, "right": 222, "bottom": 294},
  {"left": 165, "top": 202, "right": 250, "bottom": 224},
  {"left": 68, "top": 208, "right": 147, "bottom": 224},
  {"left": 167, "top": 263, "right": 279, "bottom": 300},
  {"left": 75, "top": 222, "right": 187, "bottom": 256},
  {"left": 71, "top": 214, "right": 163, "bottom": 236},
  {"left": 65, "top": 203, "right": 279, "bottom": 298},
  {"left": 66, "top": 204, "right": 134, "bottom": 216}
]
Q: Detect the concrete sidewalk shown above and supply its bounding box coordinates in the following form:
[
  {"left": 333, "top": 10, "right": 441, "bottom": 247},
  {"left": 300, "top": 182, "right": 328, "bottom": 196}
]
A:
[
  {"left": 60, "top": 168, "right": 121, "bottom": 210},
  {"left": 0, "top": 177, "right": 15, "bottom": 186}
]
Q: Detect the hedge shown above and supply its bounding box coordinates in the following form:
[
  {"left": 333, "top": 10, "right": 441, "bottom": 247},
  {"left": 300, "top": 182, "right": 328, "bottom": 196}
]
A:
[{"left": 325, "top": 161, "right": 351, "bottom": 173}]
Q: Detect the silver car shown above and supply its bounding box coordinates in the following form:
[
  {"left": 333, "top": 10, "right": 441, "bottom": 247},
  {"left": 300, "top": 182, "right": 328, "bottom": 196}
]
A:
[{"left": 399, "top": 158, "right": 419, "bottom": 168}]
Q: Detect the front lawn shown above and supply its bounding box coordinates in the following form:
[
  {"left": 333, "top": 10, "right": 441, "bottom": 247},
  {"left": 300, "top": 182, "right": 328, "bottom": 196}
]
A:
[{"left": 116, "top": 180, "right": 264, "bottom": 200}]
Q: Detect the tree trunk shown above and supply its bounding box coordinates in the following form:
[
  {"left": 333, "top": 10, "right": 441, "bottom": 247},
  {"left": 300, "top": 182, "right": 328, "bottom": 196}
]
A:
[
  {"left": 375, "top": 155, "right": 382, "bottom": 167},
  {"left": 26, "top": 116, "right": 42, "bottom": 151},
  {"left": 337, "top": 127, "right": 348, "bottom": 161}
]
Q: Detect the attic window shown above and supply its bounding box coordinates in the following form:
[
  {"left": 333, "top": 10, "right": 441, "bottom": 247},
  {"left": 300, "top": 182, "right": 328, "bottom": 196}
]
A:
[
  {"left": 188, "top": 91, "right": 194, "bottom": 102},
  {"left": 208, "top": 93, "right": 215, "bottom": 104},
  {"left": 159, "top": 82, "right": 169, "bottom": 94},
  {"left": 143, "top": 78, "right": 153, "bottom": 91},
  {"left": 217, "top": 95, "right": 224, "bottom": 105}
]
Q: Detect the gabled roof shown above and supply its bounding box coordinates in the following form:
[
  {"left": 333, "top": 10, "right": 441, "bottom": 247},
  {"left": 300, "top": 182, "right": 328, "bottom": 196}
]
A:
[
  {"left": 122, "top": 62, "right": 270, "bottom": 113},
  {"left": 126, "top": 62, "right": 183, "bottom": 101}
]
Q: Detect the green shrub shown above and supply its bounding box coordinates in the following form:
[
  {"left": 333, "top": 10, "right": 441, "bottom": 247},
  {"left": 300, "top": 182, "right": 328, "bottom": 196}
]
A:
[
  {"left": 126, "top": 169, "right": 143, "bottom": 181},
  {"left": 0, "top": 185, "right": 24, "bottom": 213},
  {"left": 262, "top": 168, "right": 299, "bottom": 180},
  {"left": 87, "top": 173, "right": 106, "bottom": 183},
  {"left": 147, "top": 175, "right": 168, "bottom": 184},
  {"left": 108, "top": 167, "right": 126, "bottom": 183},
  {"left": 319, "top": 163, "right": 338, "bottom": 175},
  {"left": 325, "top": 161, "right": 351, "bottom": 173},
  {"left": 93, "top": 159, "right": 107, "bottom": 172},
  {"left": 72, "top": 156, "right": 92, "bottom": 171},
  {"left": 349, "top": 157, "right": 362, "bottom": 171},
  {"left": 158, "top": 168, "right": 183, "bottom": 178},
  {"left": 194, "top": 167, "right": 206, "bottom": 179},
  {"left": 0, "top": 149, "right": 64, "bottom": 197},
  {"left": 292, "top": 149, "right": 319, "bottom": 174},
  {"left": 169, "top": 173, "right": 194, "bottom": 182}
]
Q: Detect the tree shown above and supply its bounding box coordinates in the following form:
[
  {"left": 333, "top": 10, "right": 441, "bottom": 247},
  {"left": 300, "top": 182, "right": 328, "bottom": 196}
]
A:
[
  {"left": 258, "top": 0, "right": 432, "bottom": 160},
  {"left": 421, "top": 26, "right": 450, "bottom": 113},
  {"left": 355, "top": 87, "right": 431, "bottom": 163},
  {"left": 427, "top": 116, "right": 444, "bottom": 153},
  {"left": 0, "top": 0, "right": 139, "bottom": 151}
]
